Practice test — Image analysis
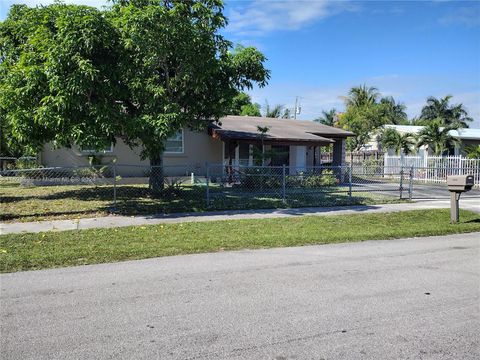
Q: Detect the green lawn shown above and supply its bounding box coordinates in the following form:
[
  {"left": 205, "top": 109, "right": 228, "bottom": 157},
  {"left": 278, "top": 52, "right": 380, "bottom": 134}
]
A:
[
  {"left": 1, "top": 209, "right": 479, "bottom": 273},
  {"left": 0, "top": 180, "right": 401, "bottom": 222}
]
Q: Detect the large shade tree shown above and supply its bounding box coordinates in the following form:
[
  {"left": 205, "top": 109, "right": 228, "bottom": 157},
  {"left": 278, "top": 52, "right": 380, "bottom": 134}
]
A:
[
  {"left": 226, "top": 92, "right": 261, "bottom": 116},
  {"left": 0, "top": 0, "right": 270, "bottom": 190}
]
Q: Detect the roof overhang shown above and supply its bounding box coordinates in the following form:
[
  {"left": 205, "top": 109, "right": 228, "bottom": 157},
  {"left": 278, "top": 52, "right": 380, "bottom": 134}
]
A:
[
  {"left": 209, "top": 115, "right": 354, "bottom": 145},
  {"left": 210, "top": 128, "right": 335, "bottom": 146}
]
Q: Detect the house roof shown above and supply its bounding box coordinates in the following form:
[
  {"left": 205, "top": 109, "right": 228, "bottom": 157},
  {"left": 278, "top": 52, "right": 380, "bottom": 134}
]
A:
[
  {"left": 210, "top": 115, "right": 354, "bottom": 144},
  {"left": 385, "top": 125, "right": 480, "bottom": 141}
]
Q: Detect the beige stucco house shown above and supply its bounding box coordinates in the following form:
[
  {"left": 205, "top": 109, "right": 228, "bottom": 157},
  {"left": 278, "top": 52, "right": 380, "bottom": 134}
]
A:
[{"left": 40, "top": 115, "right": 354, "bottom": 176}]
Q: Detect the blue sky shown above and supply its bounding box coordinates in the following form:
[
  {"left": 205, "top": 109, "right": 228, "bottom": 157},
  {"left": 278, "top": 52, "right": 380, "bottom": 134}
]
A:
[{"left": 1, "top": 0, "right": 479, "bottom": 126}]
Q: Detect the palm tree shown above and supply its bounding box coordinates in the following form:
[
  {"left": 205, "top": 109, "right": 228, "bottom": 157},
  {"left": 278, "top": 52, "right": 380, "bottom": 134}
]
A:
[
  {"left": 417, "top": 120, "right": 460, "bottom": 156},
  {"left": 342, "top": 84, "right": 380, "bottom": 108},
  {"left": 379, "top": 128, "right": 415, "bottom": 155},
  {"left": 420, "top": 95, "right": 451, "bottom": 121},
  {"left": 380, "top": 97, "right": 408, "bottom": 125},
  {"left": 314, "top": 108, "right": 336, "bottom": 126},
  {"left": 420, "top": 95, "right": 472, "bottom": 128},
  {"left": 449, "top": 103, "right": 473, "bottom": 128},
  {"left": 464, "top": 145, "right": 480, "bottom": 159},
  {"left": 263, "top": 102, "right": 284, "bottom": 118},
  {"left": 282, "top": 108, "right": 291, "bottom": 119}
]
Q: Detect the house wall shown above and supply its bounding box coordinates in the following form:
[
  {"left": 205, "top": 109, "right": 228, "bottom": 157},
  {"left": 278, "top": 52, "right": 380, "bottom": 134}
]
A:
[
  {"left": 461, "top": 139, "right": 480, "bottom": 149},
  {"left": 40, "top": 129, "right": 223, "bottom": 177}
]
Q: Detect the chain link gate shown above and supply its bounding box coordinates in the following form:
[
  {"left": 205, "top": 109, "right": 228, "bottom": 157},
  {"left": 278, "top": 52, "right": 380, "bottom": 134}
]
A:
[{"left": 407, "top": 166, "right": 480, "bottom": 200}]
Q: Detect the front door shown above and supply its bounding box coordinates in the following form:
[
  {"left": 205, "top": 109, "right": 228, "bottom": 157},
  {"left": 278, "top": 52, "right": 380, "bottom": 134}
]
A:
[
  {"left": 270, "top": 145, "right": 290, "bottom": 166},
  {"left": 292, "top": 145, "right": 306, "bottom": 172}
]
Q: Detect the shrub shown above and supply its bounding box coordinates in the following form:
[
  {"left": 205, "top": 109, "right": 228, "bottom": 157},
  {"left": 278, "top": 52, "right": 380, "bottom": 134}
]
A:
[
  {"left": 73, "top": 166, "right": 112, "bottom": 179},
  {"left": 319, "top": 170, "right": 337, "bottom": 186},
  {"left": 288, "top": 170, "right": 337, "bottom": 188},
  {"left": 240, "top": 168, "right": 282, "bottom": 189},
  {"left": 302, "top": 175, "right": 324, "bottom": 188},
  {"left": 161, "top": 177, "right": 184, "bottom": 199}
]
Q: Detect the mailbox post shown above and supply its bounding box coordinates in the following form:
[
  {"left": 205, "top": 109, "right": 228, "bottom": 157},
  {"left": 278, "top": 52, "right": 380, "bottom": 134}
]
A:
[{"left": 446, "top": 175, "right": 474, "bottom": 223}]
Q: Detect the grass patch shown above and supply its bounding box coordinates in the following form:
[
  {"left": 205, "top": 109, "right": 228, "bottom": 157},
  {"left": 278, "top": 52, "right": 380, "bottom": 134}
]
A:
[
  {"left": 0, "top": 182, "right": 401, "bottom": 222},
  {"left": 1, "top": 209, "right": 479, "bottom": 273}
]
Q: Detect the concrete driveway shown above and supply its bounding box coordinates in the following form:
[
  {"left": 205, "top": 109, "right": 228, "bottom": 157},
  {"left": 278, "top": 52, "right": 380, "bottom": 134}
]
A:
[{"left": 1, "top": 233, "right": 479, "bottom": 360}]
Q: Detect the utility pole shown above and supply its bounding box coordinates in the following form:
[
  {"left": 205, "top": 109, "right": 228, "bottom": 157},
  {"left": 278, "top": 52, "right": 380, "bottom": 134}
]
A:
[
  {"left": 294, "top": 96, "right": 298, "bottom": 120},
  {"left": 293, "top": 96, "right": 301, "bottom": 120}
]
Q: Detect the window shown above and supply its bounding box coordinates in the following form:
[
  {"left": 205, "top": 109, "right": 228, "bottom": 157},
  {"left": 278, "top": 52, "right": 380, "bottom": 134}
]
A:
[
  {"left": 165, "top": 130, "right": 184, "bottom": 153},
  {"left": 80, "top": 143, "right": 114, "bottom": 154}
]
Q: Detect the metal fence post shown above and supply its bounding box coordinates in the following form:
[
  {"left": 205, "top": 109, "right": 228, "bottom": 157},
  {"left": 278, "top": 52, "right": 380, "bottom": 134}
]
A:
[
  {"left": 282, "top": 164, "right": 286, "bottom": 204},
  {"left": 112, "top": 161, "right": 117, "bottom": 212},
  {"left": 348, "top": 162, "right": 353, "bottom": 198},
  {"left": 205, "top": 162, "right": 210, "bottom": 207},
  {"left": 399, "top": 166, "right": 404, "bottom": 200},
  {"left": 408, "top": 165, "right": 414, "bottom": 201}
]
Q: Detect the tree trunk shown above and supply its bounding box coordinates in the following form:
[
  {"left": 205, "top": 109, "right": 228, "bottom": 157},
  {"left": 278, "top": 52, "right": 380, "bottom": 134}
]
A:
[{"left": 149, "top": 155, "right": 164, "bottom": 194}]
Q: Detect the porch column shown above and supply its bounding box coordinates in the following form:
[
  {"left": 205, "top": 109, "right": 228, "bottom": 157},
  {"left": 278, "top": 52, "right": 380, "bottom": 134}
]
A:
[
  {"left": 225, "top": 140, "right": 237, "bottom": 166},
  {"left": 225, "top": 140, "right": 237, "bottom": 184},
  {"left": 332, "top": 138, "right": 346, "bottom": 166}
]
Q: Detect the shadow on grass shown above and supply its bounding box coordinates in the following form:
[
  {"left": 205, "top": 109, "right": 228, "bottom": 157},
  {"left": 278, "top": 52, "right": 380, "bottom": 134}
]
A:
[
  {"left": 0, "top": 209, "right": 106, "bottom": 221},
  {"left": 1, "top": 183, "right": 399, "bottom": 222},
  {"left": 464, "top": 218, "right": 480, "bottom": 223}
]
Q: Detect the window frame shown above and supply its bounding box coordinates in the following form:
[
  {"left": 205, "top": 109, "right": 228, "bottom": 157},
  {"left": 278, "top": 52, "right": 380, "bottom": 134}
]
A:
[
  {"left": 164, "top": 129, "right": 185, "bottom": 154},
  {"left": 80, "top": 143, "right": 114, "bottom": 155}
]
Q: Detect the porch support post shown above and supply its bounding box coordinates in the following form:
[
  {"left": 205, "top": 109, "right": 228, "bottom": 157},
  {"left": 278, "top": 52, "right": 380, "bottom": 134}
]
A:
[
  {"left": 226, "top": 140, "right": 237, "bottom": 184},
  {"left": 332, "top": 138, "right": 346, "bottom": 182},
  {"left": 332, "top": 138, "right": 346, "bottom": 166},
  {"left": 226, "top": 140, "right": 237, "bottom": 166}
]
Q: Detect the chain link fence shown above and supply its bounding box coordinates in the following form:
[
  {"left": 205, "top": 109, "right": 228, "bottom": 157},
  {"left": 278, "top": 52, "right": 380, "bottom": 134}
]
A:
[
  {"left": 0, "top": 156, "right": 38, "bottom": 170},
  {"left": 1, "top": 163, "right": 478, "bottom": 222},
  {"left": 206, "top": 164, "right": 407, "bottom": 209}
]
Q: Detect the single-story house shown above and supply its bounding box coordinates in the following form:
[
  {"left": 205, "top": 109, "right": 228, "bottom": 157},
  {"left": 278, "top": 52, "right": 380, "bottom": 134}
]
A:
[
  {"left": 40, "top": 115, "right": 354, "bottom": 176},
  {"left": 364, "top": 124, "right": 480, "bottom": 156}
]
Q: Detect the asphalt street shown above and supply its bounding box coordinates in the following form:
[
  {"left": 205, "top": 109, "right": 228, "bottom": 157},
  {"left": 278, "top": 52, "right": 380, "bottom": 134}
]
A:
[{"left": 1, "top": 232, "right": 479, "bottom": 359}]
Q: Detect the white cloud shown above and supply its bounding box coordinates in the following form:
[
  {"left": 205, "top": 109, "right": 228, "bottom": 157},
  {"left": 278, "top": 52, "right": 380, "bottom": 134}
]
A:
[
  {"left": 226, "top": 0, "right": 357, "bottom": 37},
  {"left": 439, "top": 6, "right": 480, "bottom": 27}
]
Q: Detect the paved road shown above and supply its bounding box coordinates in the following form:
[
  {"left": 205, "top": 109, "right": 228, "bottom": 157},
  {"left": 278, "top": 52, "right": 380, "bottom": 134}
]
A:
[
  {"left": 354, "top": 182, "right": 480, "bottom": 200},
  {"left": 1, "top": 233, "right": 479, "bottom": 359},
  {"left": 411, "top": 183, "right": 480, "bottom": 199},
  {"left": 2, "top": 198, "right": 480, "bottom": 235}
]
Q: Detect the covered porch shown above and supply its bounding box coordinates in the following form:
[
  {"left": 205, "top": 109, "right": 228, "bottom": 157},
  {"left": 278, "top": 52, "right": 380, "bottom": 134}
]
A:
[
  {"left": 209, "top": 115, "right": 353, "bottom": 174},
  {"left": 219, "top": 140, "right": 346, "bottom": 173}
]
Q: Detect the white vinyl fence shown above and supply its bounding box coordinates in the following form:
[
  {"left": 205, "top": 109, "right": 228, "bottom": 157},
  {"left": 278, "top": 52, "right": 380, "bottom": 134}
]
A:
[{"left": 384, "top": 154, "right": 480, "bottom": 186}]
